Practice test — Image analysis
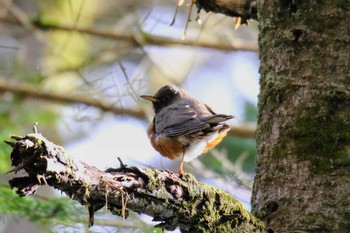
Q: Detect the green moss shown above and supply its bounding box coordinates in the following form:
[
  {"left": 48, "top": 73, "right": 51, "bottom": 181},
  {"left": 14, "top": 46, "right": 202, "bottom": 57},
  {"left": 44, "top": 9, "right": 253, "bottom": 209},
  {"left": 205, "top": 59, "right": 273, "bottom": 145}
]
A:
[
  {"left": 137, "top": 168, "right": 264, "bottom": 231},
  {"left": 286, "top": 89, "right": 350, "bottom": 172},
  {"left": 330, "top": 88, "right": 350, "bottom": 106},
  {"left": 342, "top": 207, "right": 350, "bottom": 226},
  {"left": 333, "top": 0, "right": 349, "bottom": 9},
  {"left": 322, "top": 199, "right": 337, "bottom": 207},
  {"left": 291, "top": 116, "right": 348, "bottom": 163},
  {"left": 261, "top": 85, "right": 350, "bottom": 173},
  {"left": 180, "top": 173, "right": 197, "bottom": 183},
  {"left": 82, "top": 182, "right": 91, "bottom": 200},
  {"left": 306, "top": 16, "right": 328, "bottom": 33},
  {"left": 260, "top": 74, "right": 300, "bottom": 112},
  {"left": 143, "top": 169, "right": 163, "bottom": 190},
  {"left": 272, "top": 143, "right": 287, "bottom": 158},
  {"left": 179, "top": 180, "right": 264, "bottom": 231}
]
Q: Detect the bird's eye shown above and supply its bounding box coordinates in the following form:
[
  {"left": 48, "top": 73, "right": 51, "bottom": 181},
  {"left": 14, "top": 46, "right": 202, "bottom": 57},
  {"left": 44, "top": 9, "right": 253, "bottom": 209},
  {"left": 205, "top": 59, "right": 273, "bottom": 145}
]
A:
[{"left": 162, "top": 95, "right": 170, "bottom": 103}]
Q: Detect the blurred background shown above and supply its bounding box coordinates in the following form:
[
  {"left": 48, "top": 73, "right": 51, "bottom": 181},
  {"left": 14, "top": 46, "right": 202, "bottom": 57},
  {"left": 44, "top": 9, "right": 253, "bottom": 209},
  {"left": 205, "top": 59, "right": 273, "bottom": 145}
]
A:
[{"left": 0, "top": 0, "right": 259, "bottom": 232}]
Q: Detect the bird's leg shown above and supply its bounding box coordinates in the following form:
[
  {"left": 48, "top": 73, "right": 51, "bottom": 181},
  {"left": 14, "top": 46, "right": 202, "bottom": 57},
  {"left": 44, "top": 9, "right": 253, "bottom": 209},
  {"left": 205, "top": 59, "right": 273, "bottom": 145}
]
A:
[
  {"left": 178, "top": 157, "right": 184, "bottom": 175},
  {"left": 233, "top": 17, "right": 242, "bottom": 30},
  {"left": 178, "top": 150, "right": 185, "bottom": 175}
]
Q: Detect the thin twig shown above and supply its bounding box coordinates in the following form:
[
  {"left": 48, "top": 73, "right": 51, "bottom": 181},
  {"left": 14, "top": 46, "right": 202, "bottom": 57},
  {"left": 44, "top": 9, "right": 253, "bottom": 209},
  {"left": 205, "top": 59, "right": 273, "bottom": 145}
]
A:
[
  {"left": 0, "top": 45, "right": 19, "bottom": 50},
  {"left": 170, "top": 0, "right": 185, "bottom": 26},
  {"left": 182, "top": 0, "right": 195, "bottom": 39},
  {"left": 118, "top": 62, "right": 138, "bottom": 101}
]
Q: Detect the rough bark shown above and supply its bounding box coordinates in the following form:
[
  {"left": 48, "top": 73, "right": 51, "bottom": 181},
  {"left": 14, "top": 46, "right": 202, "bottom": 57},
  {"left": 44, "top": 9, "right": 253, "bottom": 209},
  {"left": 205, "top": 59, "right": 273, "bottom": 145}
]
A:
[
  {"left": 5, "top": 133, "right": 265, "bottom": 233},
  {"left": 252, "top": 1, "right": 350, "bottom": 233}
]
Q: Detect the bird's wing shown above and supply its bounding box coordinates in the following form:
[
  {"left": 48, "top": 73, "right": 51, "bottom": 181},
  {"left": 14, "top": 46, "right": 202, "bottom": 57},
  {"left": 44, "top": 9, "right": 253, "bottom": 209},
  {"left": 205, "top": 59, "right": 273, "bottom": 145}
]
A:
[
  {"left": 155, "top": 102, "right": 233, "bottom": 137},
  {"left": 154, "top": 103, "right": 204, "bottom": 137}
]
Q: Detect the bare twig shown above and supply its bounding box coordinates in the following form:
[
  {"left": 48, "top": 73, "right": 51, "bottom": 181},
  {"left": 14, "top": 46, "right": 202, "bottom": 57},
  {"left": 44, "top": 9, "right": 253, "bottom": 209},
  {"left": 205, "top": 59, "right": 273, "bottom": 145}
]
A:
[
  {"left": 170, "top": 0, "right": 185, "bottom": 26},
  {"left": 182, "top": 0, "right": 196, "bottom": 39},
  {"left": 118, "top": 62, "right": 139, "bottom": 101}
]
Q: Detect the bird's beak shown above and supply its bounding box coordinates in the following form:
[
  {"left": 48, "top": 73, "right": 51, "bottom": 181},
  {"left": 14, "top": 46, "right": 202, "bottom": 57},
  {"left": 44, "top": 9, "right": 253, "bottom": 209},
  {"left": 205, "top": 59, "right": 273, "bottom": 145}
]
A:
[{"left": 140, "top": 95, "right": 159, "bottom": 102}]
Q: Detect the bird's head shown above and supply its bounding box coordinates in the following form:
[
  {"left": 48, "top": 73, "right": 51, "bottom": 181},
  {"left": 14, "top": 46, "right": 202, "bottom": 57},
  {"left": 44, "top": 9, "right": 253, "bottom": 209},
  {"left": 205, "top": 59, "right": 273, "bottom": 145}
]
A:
[{"left": 140, "top": 85, "right": 183, "bottom": 113}]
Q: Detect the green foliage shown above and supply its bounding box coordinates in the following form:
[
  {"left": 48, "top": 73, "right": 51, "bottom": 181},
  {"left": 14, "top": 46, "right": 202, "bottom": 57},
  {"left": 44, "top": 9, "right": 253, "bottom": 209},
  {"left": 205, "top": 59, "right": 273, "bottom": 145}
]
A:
[
  {"left": 201, "top": 137, "right": 256, "bottom": 176},
  {"left": 0, "top": 185, "right": 158, "bottom": 232},
  {"left": 10, "top": 60, "right": 45, "bottom": 85},
  {"left": 243, "top": 101, "right": 258, "bottom": 122},
  {"left": 0, "top": 145, "right": 11, "bottom": 174},
  {"left": 0, "top": 48, "right": 60, "bottom": 173},
  {"left": 152, "top": 228, "right": 164, "bottom": 233},
  {"left": 0, "top": 185, "right": 77, "bottom": 225},
  {"left": 0, "top": 97, "right": 58, "bottom": 173},
  {"left": 223, "top": 138, "right": 257, "bottom": 173}
]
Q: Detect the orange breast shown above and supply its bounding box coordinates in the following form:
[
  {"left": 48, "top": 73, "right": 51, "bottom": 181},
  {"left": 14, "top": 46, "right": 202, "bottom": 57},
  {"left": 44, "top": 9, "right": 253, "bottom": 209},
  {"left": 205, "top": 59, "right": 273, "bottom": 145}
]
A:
[
  {"left": 147, "top": 123, "right": 229, "bottom": 161},
  {"left": 147, "top": 124, "right": 184, "bottom": 160}
]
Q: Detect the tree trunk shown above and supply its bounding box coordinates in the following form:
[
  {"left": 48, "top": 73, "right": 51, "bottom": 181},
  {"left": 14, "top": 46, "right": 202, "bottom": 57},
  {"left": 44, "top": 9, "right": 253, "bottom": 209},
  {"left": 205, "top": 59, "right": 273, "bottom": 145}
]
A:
[{"left": 252, "top": 1, "right": 350, "bottom": 232}]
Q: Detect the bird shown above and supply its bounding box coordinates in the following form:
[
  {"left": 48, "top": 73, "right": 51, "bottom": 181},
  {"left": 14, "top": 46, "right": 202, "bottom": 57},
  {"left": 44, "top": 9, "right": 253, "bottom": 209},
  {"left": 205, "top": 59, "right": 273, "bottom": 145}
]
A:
[{"left": 140, "top": 85, "right": 234, "bottom": 174}]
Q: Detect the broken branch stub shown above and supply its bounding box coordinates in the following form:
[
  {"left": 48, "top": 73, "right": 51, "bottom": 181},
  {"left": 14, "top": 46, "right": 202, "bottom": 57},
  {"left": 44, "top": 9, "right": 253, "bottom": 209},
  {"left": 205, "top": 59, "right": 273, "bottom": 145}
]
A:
[{"left": 196, "top": 0, "right": 258, "bottom": 24}]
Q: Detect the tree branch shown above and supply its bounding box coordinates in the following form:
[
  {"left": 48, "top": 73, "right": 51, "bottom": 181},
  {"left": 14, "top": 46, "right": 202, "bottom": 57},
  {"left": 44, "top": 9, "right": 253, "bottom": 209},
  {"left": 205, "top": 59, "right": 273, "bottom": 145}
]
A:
[
  {"left": 228, "top": 123, "right": 256, "bottom": 138},
  {"left": 5, "top": 133, "right": 265, "bottom": 232},
  {"left": 0, "top": 79, "right": 145, "bottom": 119},
  {"left": 196, "top": 0, "right": 258, "bottom": 24},
  {"left": 0, "top": 16, "right": 258, "bottom": 52}
]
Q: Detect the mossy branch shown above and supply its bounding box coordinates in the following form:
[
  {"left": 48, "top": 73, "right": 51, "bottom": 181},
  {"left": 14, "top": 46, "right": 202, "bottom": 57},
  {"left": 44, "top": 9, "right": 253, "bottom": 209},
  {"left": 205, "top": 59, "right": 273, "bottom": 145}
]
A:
[{"left": 5, "top": 133, "right": 265, "bottom": 232}]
